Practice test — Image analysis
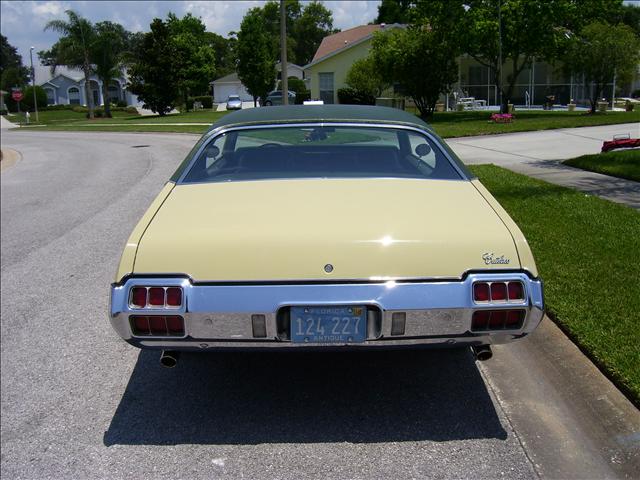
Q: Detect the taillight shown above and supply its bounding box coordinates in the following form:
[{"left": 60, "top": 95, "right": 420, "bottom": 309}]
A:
[
  {"left": 166, "top": 287, "right": 182, "bottom": 306},
  {"left": 471, "top": 309, "right": 525, "bottom": 331},
  {"left": 473, "top": 283, "right": 490, "bottom": 302},
  {"left": 130, "top": 315, "right": 185, "bottom": 336},
  {"left": 490, "top": 282, "right": 507, "bottom": 301},
  {"left": 471, "top": 310, "right": 490, "bottom": 330},
  {"left": 148, "top": 287, "right": 165, "bottom": 306},
  {"left": 508, "top": 282, "right": 524, "bottom": 301},
  {"left": 473, "top": 281, "right": 525, "bottom": 304},
  {"left": 129, "top": 286, "right": 183, "bottom": 308},
  {"left": 131, "top": 287, "right": 147, "bottom": 308}
]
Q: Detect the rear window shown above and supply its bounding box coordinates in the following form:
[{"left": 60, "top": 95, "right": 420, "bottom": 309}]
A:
[{"left": 181, "top": 126, "right": 463, "bottom": 183}]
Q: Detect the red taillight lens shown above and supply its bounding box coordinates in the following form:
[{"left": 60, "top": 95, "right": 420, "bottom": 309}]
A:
[
  {"left": 131, "top": 287, "right": 147, "bottom": 307},
  {"left": 490, "top": 282, "right": 507, "bottom": 301},
  {"left": 471, "top": 310, "right": 490, "bottom": 330},
  {"left": 131, "top": 316, "right": 150, "bottom": 335},
  {"left": 489, "top": 310, "right": 506, "bottom": 329},
  {"left": 166, "top": 287, "right": 182, "bottom": 307},
  {"left": 148, "top": 287, "right": 165, "bottom": 306},
  {"left": 473, "top": 283, "right": 490, "bottom": 302},
  {"left": 471, "top": 309, "right": 525, "bottom": 331},
  {"left": 508, "top": 282, "right": 524, "bottom": 301},
  {"left": 149, "top": 315, "right": 166, "bottom": 335},
  {"left": 166, "top": 315, "right": 185, "bottom": 335},
  {"left": 506, "top": 310, "right": 524, "bottom": 328}
]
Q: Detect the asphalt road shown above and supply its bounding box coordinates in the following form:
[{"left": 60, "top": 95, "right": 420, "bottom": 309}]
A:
[{"left": 1, "top": 129, "right": 638, "bottom": 479}]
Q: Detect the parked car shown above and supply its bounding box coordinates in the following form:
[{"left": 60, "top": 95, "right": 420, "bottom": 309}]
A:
[
  {"left": 109, "top": 105, "right": 544, "bottom": 368},
  {"left": 263, "top": 90, "right": 296, "bottom": 106},
  {"left": 225, "top": 95, "right": 242, "bottom": 110}
]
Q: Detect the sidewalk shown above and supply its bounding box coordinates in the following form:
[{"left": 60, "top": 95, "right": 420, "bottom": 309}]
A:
[
  {"left": 448, "top": 122, "right": 640, "bottom": 209},
  {"left": 0, "top": 115, "right": 18, "bottom": 129}
]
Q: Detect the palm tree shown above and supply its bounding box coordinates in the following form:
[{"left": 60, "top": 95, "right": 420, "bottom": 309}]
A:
[
  {"left": 92, "top": 21, "right": 128, "bottom": 118},
  {"left": 44, "top": 10, "right": 96, "bottom": 119}
]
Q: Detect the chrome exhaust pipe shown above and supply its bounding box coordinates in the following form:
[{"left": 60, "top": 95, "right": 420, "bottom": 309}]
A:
[
  {"left": 471, "top": 345, "right": 493, "bottom": 361},
  {"left": 160, "top": 350, "right": 180, "bottom": 368}
]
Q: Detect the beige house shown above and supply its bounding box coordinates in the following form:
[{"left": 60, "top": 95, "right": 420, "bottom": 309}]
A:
[
  {"left": 305, "top": 24, "right": 633, "bottom": 108},
  {"left": 303, "top": 24, "right": 401, "bottom": 104}
]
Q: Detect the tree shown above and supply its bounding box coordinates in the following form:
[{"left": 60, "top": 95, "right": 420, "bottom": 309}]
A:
[
  {"left": 237, "top": 8, "right": 276, "bottom": 106},
  {"left": 461, "top": 0, "right": 623, "bottom": 113},
  {"left": 0, "top": 35, "right": 29, "bottom": 92},
  {"left": 293, "top": 1, "right": 334, "bottom": 65},
  {"left": 261, "top": 0, "right": 301, "bottom": 62},
  {"left": 345, "top": 57, "right": 390, "bottom": 98},
  {"left": 371, "top": 25, "right": 459, "bottom": 118},
  {"left": 127, "top": 19, "right": 177, "bottom": 115},
  {"left": 42, "top": 10, "right": 96, "bottom": 118},
  {"left": 375, "top": 0, "right": 414, "bottom": 24},
  {"left": 166, "top": 13, "right": 216, "bottom": 110},
  {"left": 564, "top": 22, "right": 640, "bottom": 113},
  {"left": 92, "top": 21, "right": 129, "bottom": 117},
  {"left": 204, "top": 31, "right": 236, "bottom": 77}
]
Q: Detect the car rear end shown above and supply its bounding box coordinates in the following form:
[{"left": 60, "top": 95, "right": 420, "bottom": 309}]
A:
[{"left": 110, "top": 107, "right": 543, "bottom": 364}]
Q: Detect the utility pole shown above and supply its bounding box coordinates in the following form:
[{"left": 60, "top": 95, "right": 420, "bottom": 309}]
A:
[
  {"left": 280, "top": 0, "right": 288, "bottom": 105},
  {"left": 497, "top": 0, "right": 503, "bottom": 112},
  {"left": 30, "top": 46, "right": 39, "bottom": 122}
]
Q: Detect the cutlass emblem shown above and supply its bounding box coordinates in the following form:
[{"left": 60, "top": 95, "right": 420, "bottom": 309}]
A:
[{"left": 482, "top": 253, "right": 510, "bottom": 265}]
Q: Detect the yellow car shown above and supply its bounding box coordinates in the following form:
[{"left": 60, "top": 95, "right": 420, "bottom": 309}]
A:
[{"left": 109, "top": 105, "right": 543, "bottom": 367}]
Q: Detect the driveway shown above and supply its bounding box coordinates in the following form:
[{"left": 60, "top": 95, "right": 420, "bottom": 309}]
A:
[
  {"left": 1, "top": 129, "right": 639, "bottom": 479},
  {"left": 448, "top": 122, "right": 640, "bottom": 208}
]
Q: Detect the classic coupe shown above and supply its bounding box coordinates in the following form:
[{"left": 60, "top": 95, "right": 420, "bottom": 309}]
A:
[{"left": 109, "top": 105, "right": 544, "bottom": 367}]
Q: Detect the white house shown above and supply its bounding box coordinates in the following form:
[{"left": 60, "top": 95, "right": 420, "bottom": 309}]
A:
[
  {"left": 211, "top": 62, "right": 304, "bottom": 103},
  {"left": 34, "top": 65, "right": 142, "bottom": 107}
]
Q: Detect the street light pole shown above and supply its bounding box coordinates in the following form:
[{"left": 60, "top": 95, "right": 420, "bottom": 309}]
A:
[
  {"left": 280, "top": 0, "right": 288, "bottom": 105},
  {"left": 30, "top": 46, "right": 39, "bottom": 123}
]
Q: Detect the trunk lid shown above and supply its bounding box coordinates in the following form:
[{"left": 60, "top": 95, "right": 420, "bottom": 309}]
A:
[{"left": 134, "top": 178, "right": 520, "bottom": 281}]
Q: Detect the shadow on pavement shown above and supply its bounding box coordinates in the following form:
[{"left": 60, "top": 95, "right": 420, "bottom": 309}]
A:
[{"left": 104, "top": 348, "right": 506, "bottom": 446}]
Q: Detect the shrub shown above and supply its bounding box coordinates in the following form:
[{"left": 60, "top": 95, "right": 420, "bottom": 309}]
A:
[
  {"left": 72, "top": 106, "right": 88, "bottom": 113},
  {"left": 41, "top": 104, "right": 76, "bottom": 111},
  {"left": 632, "top": 89, "right": 640, "bottom": 99},
  {"left": 20, "top": 86, "right": 48, "bottom": 111},
  {"left": 116, "top": 100, "right": 128, "bottom": 108},
  {"left": 337, "top": 87, "right": 375, "bottom": 105},
  {"left": 295, "top": 91, "right": 311, "bottom": 104},
  {"left": 193, "top": 95, "right": 213, "bottom": 109},
  {"left": 86, "top": 107, "right": 104, "bottom": 118},
  {"left": 125, "top": 106, "right": 139, "bottom": 114}
]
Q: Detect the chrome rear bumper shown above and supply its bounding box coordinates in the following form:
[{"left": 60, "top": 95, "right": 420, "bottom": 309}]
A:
[{"left": 109, "top": 272, "right": 544, "bottom": 351}]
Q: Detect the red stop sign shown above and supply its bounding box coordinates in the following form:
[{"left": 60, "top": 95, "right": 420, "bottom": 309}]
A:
[{"left": 11, "top": 90, "right": 23, "bottom": 102}]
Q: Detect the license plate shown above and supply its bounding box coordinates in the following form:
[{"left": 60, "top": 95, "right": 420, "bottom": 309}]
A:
[{"left": 290, "top": 306, "right": 367, "bottom": 344}]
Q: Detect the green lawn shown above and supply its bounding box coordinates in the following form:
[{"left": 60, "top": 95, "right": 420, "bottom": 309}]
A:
[
  {"left": 428, "top": 109, "right": 640, "bottom": 138},
  {"left": 11, "top": 108, "right": 640, "bottom": 138},
  {"left": 471, "top": 164, "right": 640, "bottom": 406},
  {"left": 563, "top": 149, "right": 640, "bottom": 182}
]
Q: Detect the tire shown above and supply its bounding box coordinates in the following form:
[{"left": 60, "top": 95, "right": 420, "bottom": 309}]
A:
[{"left": 264, "top": 101, "right": 272, "bottom": 106}]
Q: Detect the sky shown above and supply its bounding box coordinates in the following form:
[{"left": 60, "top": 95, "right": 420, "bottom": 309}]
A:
[{"left": 0, "top": 0, "right": 382, "bottom": 69}]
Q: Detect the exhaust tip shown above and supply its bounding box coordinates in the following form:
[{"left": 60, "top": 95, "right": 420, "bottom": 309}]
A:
[
  {"left": 160, "top": 350, "right": 180, "bottom": 368},
  {"left": 471, "top": 345, "right": 493, "bottom": 361}
]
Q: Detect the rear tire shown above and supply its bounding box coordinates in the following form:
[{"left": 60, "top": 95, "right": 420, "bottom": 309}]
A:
[{"left": 264, "top": 101, "right": 272, "bottom": 106}]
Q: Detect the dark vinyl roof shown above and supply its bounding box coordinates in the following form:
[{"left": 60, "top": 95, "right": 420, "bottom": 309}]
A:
[{"left": 207, "top": 105, "right": 433, "bottom": 132}]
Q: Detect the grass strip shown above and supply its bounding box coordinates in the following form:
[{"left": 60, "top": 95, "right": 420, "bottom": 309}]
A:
[
  {"left": 563, "top": 149, "right": 640, "bottom": 182},
  {"left": 9, "top": 109, "right": 640, "bottom": 138},
  {"left": 470, "top": 164, "right": 640, "bottom": 406}
]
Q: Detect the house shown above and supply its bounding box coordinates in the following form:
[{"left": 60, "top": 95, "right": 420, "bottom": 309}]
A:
[
  {"left": 306, "top": 24, "right": 633, "bottom": 108},
  {"left": 303, "top": 24, "right": 402, "bottom": 104},
  {"left": 34, "top": 65, "right": 141, "bottom": 107},
  {"left": 211, "top": 62, "right": 304, "bottom": 104}
]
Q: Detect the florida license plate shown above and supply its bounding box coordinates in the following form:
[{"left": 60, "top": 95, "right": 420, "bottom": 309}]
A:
[{"left": 290, "top": 306, "right": 367, "bottom": 344}]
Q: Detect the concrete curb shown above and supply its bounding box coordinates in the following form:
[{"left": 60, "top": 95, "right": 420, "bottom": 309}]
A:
[{"left": 481, "top": 317, "right": 640, "bottom": 478}]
